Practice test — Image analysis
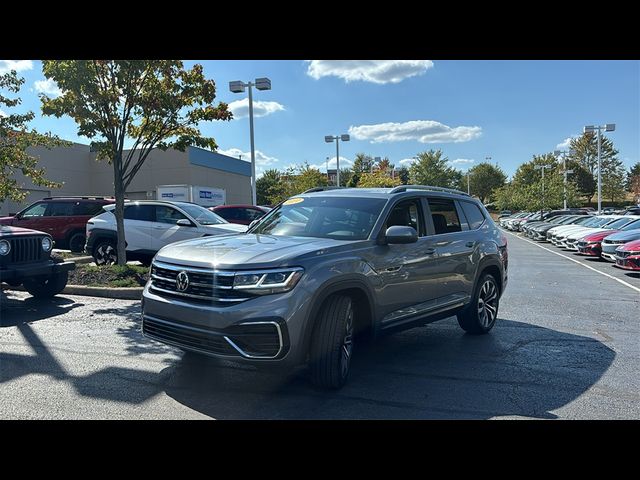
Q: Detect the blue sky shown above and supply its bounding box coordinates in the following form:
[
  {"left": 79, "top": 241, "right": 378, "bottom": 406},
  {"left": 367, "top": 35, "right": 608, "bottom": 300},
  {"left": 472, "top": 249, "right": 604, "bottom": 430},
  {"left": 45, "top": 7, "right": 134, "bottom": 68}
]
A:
[{"left": 1, "top": 60, "right": 638, "bottom": 178}]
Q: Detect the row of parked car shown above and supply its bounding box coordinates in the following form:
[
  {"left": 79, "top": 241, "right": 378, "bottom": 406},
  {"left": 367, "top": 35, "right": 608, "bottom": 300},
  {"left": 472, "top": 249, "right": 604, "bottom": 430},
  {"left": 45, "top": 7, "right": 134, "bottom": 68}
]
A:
[
  {"left": 0, "top": 196, "right": 272, "bottom": 265},
  {"left": 499, "top": 208, "right": 640, "bottom": 271}
]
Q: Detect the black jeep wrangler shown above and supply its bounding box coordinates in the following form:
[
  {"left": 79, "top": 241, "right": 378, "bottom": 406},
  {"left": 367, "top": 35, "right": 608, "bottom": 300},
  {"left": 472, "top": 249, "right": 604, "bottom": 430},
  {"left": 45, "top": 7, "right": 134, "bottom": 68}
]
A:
[{"left": 0, "top": 226, "right": 75, "bottom": 298}]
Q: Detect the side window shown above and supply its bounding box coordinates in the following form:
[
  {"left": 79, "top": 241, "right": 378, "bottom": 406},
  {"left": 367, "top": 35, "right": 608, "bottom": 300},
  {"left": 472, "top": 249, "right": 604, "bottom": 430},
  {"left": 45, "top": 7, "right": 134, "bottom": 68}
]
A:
[
  {"left": 428, "top": 199, "right": 462, "bottom": 234},
  {"left": 155, "top": 206, "right": 188, "bottom": 225},
  {"left": 72, "top": 202, "right": 105, "bottom": 216},
  {"left": 123, "top": 205, "right": 155, "bottom": 222},
  {"left": 216, "top": 208, "right": 237, "bottom": 221},
  {"left": 460, "top": 201, "right": 486, "bottom": 230},
  {"left": 385, "top": 199, "right": 425, "bottom": 236},
  {"left": 21, "top": 202, "right": 47, "bottom": 218},
  {"left": 46, "top": 202, "right": 74, "bottom": 217}
]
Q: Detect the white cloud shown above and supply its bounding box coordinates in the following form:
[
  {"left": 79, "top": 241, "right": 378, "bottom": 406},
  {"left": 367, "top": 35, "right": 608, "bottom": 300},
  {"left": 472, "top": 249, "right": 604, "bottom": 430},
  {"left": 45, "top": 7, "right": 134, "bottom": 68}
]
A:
[
  {"left": 309, "top": 157, "right": 353, "bottom": 171},
  {"left": 217, "top": 147, "right": 280, "bottom": 172},
  {"left": 556, "top": 135, "right": 579, "bottom": 150},
  {"left": 227, "top": 98, "right": 285, "bottom": 119},
  {"left": 306, "top": 60, "right": 434, "bottom": 84},
  {"left": 0, "top": 108, "right": 7, "bottom": 118},
  {"left": 34, "top": 78, "right": 62, "bottom": 97},
  {"left": 349, "top": 120, "right": 482, "bottom": 144},
  {"left": 398, "top": 158, "right": 417, "bottom": 167},
  {"left": 0, "top": 60, "right": 33, "bottom": 74}
]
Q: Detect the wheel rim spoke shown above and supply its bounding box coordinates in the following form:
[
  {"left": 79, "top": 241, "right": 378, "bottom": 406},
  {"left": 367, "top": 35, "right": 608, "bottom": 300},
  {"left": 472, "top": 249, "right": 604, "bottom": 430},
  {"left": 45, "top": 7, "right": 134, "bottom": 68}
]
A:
[{"left": 478, "top": 279, "right": 498, "bottom": 327}]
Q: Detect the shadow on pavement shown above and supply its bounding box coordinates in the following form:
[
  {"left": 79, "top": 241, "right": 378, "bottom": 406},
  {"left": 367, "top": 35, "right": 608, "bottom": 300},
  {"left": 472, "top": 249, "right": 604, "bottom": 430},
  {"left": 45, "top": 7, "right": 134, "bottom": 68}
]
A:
[
  {"left": 161, "top": 317, "right": 616, "bottom": 419},
  {"left": 0, "top": 291, "right": 83, "bottom": 328}
]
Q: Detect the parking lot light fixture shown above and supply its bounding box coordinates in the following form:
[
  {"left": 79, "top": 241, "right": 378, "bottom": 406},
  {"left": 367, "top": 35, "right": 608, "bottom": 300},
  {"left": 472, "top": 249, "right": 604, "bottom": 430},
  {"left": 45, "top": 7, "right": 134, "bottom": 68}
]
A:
[
  {"left": 325, "top": 134, "right": 350, "bottom": 186},
  {"left": 584, "top": 123, "right": 616, "bottom": 214},
  {"left": 230, "top": 77, "right": 272, "bottom": 205},
  {"left": 534, "top": 164, "right": 553, "bottom": 219},
  {"left": 554, "top": 149, "right": 576, "bottom": 209}
]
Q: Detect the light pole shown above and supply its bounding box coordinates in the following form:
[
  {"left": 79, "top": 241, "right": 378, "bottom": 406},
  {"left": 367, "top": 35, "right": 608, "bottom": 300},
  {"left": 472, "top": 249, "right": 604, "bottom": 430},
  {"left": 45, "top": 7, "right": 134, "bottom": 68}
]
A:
[
  {"left": 325, "top": 134, "right": 350, "bottom": 186},
  {"left": 583, "top": 124, "right": 615, "bottom": 214},
  {"left": 467, "top": 171, "right": 471, "bottom": 195},
  {"left": 554, "top": 149, "right": 576, "bottom": 209},
  {"left": 534, "top": 164, "right": 553, "bottom": 219},
  {"left": 229, "top": 77, "right": 272, "bottom": 205}
]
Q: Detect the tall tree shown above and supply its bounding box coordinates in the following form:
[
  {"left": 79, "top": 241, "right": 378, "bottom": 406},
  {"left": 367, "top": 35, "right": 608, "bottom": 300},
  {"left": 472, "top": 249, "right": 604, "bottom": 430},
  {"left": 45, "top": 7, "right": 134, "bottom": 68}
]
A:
[
  {"left": 348, "top": 153, "right": 375, "bottom": 187},
  {"left": 256, "top": 169, "right": 285, "bottom": 206},
  {"left": 40, "top": 61, "right": 232, "bottom": 265},
  {"left": 567, "top": 132, "right": 618, "bottom": 176},
  {"left": 564, "top": 159, "right": 595, "bottom": 202},
  {"left": 627, "top": 161, "right": 640, "bottom": 191},
  {"left": 466, "top": 162, "right": 507, "bottom": 203},
  {"left": 396, "top": 166, "right": 410, "bottom": 185},
  {"left": 601, "top": 156, "right": 627, "bottom": 203},
  {"left": 358, "top": 170, "right": 401, "bottom": 188},
  {"left": 408, "top": 149, "right": 461, "bottom": 188},
  {"left": 1, "top": 70, "right": 67, "bottom": 203},
  {"left": 376, "top": 157, "right": 393, "bottom": 172}
]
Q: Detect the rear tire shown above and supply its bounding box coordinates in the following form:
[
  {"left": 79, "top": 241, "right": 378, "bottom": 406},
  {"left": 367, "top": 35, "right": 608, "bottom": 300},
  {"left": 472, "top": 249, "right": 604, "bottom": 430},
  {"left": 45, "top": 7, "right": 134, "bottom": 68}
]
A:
[
  {"left": 23, "top": 272, "right": 69, "bottom": 298},
  {"left": 93, "top": 238, "right": 117, "bottom": 265},
  {"left": 457, "top": 273, "right": 500, "bottom": 335},
  {"left": 309, "top": 294, "right": 354, "bottom": 389},
  {"left": 68, "top": 232, "right": 86, "bottom": 253}
]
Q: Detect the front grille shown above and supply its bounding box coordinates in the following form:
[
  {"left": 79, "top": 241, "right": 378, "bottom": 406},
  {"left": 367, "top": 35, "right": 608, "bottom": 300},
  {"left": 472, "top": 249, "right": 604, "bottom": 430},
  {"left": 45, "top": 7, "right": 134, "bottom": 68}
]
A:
[
  {"left": 617, "top": 251, "right": 635, "bottom": 259},
  {"left": 149, "top": 262, "right": 250, "bottom": 304},
  {"left": 603, "top": 239, "right": 625, "bottom": 245},
  {"left": 142, "top": 316, "right": 238, "bottom": 356},
  {"left": 577, "top": 241, "right": 588, "bottom": 248},
  {"left": 142, "top": 315, "right": 285, "bottom": 358},
  {"left": 9, "top": 236, "right": 45, "bottom": 263}
]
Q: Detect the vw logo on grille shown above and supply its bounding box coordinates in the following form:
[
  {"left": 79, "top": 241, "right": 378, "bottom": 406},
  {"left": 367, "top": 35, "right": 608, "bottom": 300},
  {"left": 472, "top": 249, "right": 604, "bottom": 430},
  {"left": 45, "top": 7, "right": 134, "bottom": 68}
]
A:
[{"left": 176, "top": 271, "right": 190, "bottom": 292}]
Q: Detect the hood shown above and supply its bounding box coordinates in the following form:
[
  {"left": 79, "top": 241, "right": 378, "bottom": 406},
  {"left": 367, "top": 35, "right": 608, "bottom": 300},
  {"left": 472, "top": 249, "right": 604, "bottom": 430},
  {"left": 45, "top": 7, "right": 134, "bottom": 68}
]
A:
[
  {"left": 603, "top": 229, "right": 640, "bottom": 242},
  {"left": 204, "top": 223, "right": 247, "bottom": 233},
  {"left": 0, "top": 225, "right": 47, "bottom": 237},
  {"left": 567, "top": 227, "right": 609, "bottom": 239},
  {"left": 582, "top": 230, "right": 619, "bottom": 242},
  {"left": 550, "top": 225, "right": 590, "bottom": 235},
  {"left": 154, "top": 233, "right": 357, "bottom": 269},
  {"left": 618, "top": 239, "right": 640, "bottom": 252}
]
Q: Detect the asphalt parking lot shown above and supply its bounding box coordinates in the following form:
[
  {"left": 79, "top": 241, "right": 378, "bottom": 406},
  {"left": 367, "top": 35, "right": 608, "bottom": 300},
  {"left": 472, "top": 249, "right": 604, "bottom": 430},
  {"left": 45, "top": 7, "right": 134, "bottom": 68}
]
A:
[{"left": 1, "top": 232, "right": 638, "bottom": 419}]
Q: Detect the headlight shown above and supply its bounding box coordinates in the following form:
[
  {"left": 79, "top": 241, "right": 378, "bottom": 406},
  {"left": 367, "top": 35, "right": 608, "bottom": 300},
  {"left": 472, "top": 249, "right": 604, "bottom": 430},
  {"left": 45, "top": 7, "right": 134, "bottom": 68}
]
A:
[
  {"left": 0, "top": 240, "right": 10, "bottom": 256},
  {"left": 41, "top": 237, "right": 53, "bottom": 252},
  {"left": 233, "top": 267, "right": 303, "bottom": 295}
]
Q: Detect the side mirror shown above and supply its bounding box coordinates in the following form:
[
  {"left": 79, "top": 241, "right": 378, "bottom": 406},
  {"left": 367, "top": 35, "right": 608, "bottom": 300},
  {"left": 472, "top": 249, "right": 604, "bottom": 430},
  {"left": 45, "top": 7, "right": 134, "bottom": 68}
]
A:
[
  {"left": 385, "top": 225, "right": 418, "bottom": 244},
  {"left": 176, "top": 219, "right": 193, "bottom": 227},
  {"left": 249, "top": 219, "right": 259, "bottom": 229}
]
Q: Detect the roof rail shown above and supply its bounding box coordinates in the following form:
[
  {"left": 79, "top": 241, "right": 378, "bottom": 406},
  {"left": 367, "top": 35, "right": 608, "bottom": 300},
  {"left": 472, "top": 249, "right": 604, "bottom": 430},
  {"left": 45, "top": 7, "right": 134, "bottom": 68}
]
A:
[
  {"left": 41, "top": 196, "right": 114, "bottom": 200},
  {"left": 302, "top": 187, "right": 346, "bottom": 194},
  {"left": 389, "top": 185, "right": 471, "bottom": 196}
]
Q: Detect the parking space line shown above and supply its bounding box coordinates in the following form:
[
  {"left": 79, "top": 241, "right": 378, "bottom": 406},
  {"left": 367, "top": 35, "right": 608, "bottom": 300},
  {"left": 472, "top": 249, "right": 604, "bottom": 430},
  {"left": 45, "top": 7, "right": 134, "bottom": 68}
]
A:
[{"left": 503, "top": 230, "right": 640, "bottom": 294}]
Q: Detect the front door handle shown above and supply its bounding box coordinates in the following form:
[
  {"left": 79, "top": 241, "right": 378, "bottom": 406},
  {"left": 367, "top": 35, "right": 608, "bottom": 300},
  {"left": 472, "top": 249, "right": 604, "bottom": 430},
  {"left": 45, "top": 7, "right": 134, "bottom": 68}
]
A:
[
  {"left": 153, "top": 225, "right": 165, "bottom": 229},
  {"left": 423, "top": 247, "right": 436, "bottom": 255},
  {"left": 465, "top": 241, "right": 475, "bottom": 248}
]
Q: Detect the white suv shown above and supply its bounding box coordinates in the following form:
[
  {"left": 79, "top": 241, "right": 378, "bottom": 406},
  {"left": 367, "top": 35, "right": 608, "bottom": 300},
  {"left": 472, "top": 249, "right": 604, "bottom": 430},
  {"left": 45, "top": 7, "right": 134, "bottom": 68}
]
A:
[{"left": 85, "top": 200, "right": 246, "bottom": 265}]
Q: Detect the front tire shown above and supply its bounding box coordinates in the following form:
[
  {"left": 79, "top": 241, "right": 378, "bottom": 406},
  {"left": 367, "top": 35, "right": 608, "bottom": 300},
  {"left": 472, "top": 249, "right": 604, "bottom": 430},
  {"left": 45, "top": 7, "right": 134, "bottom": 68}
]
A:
[
  {"left": 457, "top": 273, "right": 500, "bottom": 335},
  {"left": 93, "top": 239, "right": 117, "bottom": 265},
  {"left": 23, "top": 272, "right": 69, "bottom": 298},
  {"left": 309, "top": 294, "right": 354, "bottom": 389}
]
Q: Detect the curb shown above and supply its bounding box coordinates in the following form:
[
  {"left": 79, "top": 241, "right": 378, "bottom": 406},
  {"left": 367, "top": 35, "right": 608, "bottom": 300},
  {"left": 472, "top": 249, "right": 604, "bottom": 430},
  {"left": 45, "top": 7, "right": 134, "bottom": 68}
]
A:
[
  {"left": 68, "top": 256, "right": 94, "bottom": 265},
  {"left": 7, "top": 284, "right": 143, "bottom": 300}
]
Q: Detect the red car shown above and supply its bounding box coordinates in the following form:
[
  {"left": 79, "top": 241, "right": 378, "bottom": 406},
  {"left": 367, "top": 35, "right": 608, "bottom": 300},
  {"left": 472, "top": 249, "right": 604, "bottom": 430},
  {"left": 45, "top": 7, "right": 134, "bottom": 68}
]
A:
[
  {"left": 614, "top": 239, "right": 640, "bottom": 271},
  {"left": 576, "top": 231, "right": 613, "bottom": 257},
  {"left": 0, "top": 196, "right": 115, "bottom": 252},
  {"left": 209, "top": 204, "right": 271, "bottom": 225}
]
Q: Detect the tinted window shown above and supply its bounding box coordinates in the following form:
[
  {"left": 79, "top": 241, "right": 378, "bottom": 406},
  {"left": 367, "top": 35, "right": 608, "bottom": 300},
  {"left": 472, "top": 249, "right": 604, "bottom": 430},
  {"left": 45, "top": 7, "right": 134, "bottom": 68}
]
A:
[
  {"left": 47, "top": 202, "right": 74, "bottom": 217},
  {"left": 21, "top": 202, "right": 47, "bottom": 218},
  {"left": 179, "top": 204, "right": 226, "bottom": 225},
  {"left": 385, "top": 199, "right": 425, "bottom": 236},
  {"left": 155, "top": 206, "right": 188, "bottom": 225},
  {"left": 72, "top": 202, "right": 105, "bottom": 216},
  {"left": 216, "top": 208, "right": 239, "bottom": 221},
  {"left": 245, "top": 208, "right": 266, "bottom": 222},
  {"left": 428, "top": 199, "right": 462, "bottom": 234},
  {"left": 252, "top": 196, "right": 386, "bottom": 240},
  {"left": 460, "top": 201, "right": 486, "bottom": 230},
  {"left": 124, "top": 205, "right": 155, "bottom": 222}
]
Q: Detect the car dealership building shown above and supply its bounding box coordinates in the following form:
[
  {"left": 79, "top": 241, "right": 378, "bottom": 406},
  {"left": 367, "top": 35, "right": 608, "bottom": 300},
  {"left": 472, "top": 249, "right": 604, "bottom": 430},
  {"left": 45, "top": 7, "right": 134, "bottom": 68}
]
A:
[{"left": 1, "top": 142, "right": 252, "bottom": 216}]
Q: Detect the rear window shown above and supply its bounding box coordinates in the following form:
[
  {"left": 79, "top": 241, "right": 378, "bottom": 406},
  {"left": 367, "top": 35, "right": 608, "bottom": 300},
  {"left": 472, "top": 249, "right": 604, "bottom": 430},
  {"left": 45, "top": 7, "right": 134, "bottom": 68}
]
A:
[
  {"left": 428, "top": 199, "right": 462, "bottom": 234},
  {"left": 124, "top": 205, "right": 155, "bottom": 222},
  {"left": 73, "top": 202, "right": 105, "bottom": 216},
  {"left": 47, "top": 202, "right": 74, "bottom": 217},
  {"left": 460, "top": 201, "right": 486, "bottom": 230}
]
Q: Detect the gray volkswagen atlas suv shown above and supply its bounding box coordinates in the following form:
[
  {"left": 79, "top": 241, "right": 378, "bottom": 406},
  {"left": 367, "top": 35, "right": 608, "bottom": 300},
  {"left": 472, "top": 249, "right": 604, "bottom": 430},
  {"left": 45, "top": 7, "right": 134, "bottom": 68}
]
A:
[{"left": 141, "top": 186, "right": 508, "bottom": 389}]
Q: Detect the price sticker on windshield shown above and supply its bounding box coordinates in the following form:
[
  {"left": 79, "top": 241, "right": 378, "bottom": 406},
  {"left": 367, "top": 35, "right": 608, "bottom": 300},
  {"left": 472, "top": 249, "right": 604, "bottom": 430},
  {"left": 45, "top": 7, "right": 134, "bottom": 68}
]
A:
[{"left": 283, "top": 197, "right": 304, "bottom": 206}]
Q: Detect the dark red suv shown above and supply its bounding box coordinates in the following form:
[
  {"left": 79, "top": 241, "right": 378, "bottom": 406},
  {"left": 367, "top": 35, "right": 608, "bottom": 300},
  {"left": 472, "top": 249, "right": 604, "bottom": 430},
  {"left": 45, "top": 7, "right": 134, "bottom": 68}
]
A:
[
  {"left": 210, "top": 204, "right": 271, "bottom": 225},
  {"left": 0, "top": 196, "right": 115, "bottom": 252}
]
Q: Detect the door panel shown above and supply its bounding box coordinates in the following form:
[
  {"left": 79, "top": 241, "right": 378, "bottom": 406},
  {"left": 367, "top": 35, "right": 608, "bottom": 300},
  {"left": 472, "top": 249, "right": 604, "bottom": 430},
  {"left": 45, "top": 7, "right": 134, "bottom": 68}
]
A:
[
  {"left": 123, "top": 205, "right": 156, "bottom": 253},
  {"left": 152, "top": 205, "right": 197, "bottom": 250}
]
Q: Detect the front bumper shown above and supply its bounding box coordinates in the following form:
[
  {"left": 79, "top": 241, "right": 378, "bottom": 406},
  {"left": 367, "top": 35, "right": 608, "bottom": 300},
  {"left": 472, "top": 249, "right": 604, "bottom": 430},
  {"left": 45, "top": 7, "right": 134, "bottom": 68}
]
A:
[
  {"left": 141, "top": 282, "right": 310, "bottom": 366},
  {"left": 577, "top": 242, "right": 602, "bottom": 256},
  {"left": 614, "top": 254, "right": 640, "bottom": 271},
  {"left": 0, "top": 260, "right": 75, "bottom": 282}
]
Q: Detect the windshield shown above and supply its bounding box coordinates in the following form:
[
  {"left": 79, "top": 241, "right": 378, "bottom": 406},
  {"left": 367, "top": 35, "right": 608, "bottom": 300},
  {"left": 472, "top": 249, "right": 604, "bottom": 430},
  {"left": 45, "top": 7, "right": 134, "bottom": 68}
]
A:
[
  {"left": 606, "top": 217, "right": 637, "bottom": 230},
  {"left": 250, "top": 196, "right": 387, "bottom": 240},
  {"left": 179, "top": 204, "right": 227, "bottom": 225},
  {"left": 621, "top": 219, "right": 640, "bottom": 231}
]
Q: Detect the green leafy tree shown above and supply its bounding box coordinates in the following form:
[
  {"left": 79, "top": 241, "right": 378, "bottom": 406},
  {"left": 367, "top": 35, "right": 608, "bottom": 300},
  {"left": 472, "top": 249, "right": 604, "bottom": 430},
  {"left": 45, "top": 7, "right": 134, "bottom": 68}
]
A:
[
  {"left": 466, "top": 162, "right": 507, "bottom": 203},
  {"left": 348, "top": 153, "right": 375, "bottom": 187},
  {"left": 396, "top": 166, "right": 410, "bottom": 185},
  {"left": 627, "top": 161, "right": 640, "bottom": 191},
  {"left": 1, "top": 70, "right": 67, "bottom": 203},
  {"left": 408, "top": 149, "right": 461, "bottom": 188},
  {"left": 338, "top": 167, "right": 353, "bottom": 187},
  {"left": 40, "top": 60, "right": 232, "bottom": 265},
  {"left": 376, "top": 157, "right": 393, "bottom": 172},
  {"left": 280, "top": 163, "right": 328, "bottom": 198},
  {"left": 256, "top": 169, "right": 285, "bottom": 206},
  {"left": 601, "top": 156, "right": 627, "bottom": 203},
  {"left": 568, "top": 132, "right": 618, "bottom": 177},
  {"left": 358, "top": 170, "right": 401, "bottom": 188},
  {"left": 564, "top": 159, "right": 595, "bottom": 201}
]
